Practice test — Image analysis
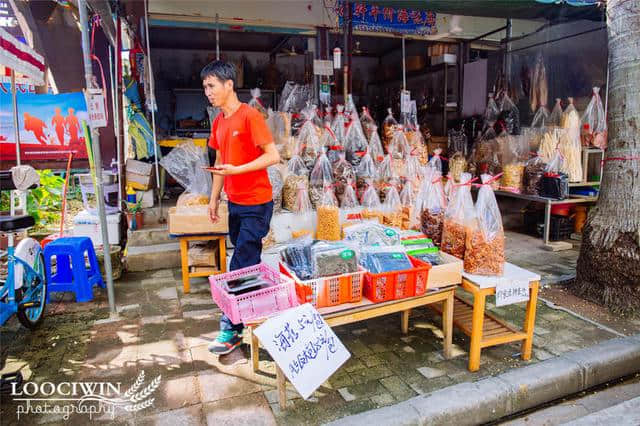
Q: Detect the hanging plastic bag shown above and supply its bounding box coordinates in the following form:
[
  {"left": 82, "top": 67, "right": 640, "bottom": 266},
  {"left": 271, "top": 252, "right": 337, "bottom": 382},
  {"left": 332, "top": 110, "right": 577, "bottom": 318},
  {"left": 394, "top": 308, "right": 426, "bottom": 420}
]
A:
[
  {"left": 267, "top": 165, "right": 284, "bottom": 212},
  {"left": 428, "top": 148, "right": 444, "bottom": 174},
  {"left": 382, "top": 108, "right": 398, "bottom": 150},
  {"left": 331, "top": 104, "right": 347, "bottom": 143},
  {"left": 531, "top": 106, "right": 550, "bottom": 128},
  {"left": 376, "top": 154, "right": 401, "bottom": 203},
  {"left": 332, "top": 151, "right": 356, "bottom": 205},
  {"left": 581, "top": 87, "right": 607, "bottom": 149},
  {"left": 248, "top": 88, "right": 268, "bottom": 119},
  {"left": 441, "top": 172, "right": 475, "bottom": 258},
  {"left": 323, "top": 106, "right": 334, "bottom": 126},
  {"left": 283, "top": 154, "right": 309, "bottom": 212},
  {"left": 560, "top": 98, "right": 583, "bottom": 182},
  {"left": 297, "top": 105, "right": 322, "bottom": 170},
  {"left": 293, "top": 179, "right": 314, "bottom": 235},
  {"left": 498, "top": 93, "right": 521, "bottom": 135},
  {"left": 404, "top": 151, "right": 423, "bottom": 199},
  {"left": 465, "top": 174, "right": 505, "bottom": 275},
  {"left": 447, "top": 128, "right": 468, "bottom": 157},
  {"left": 381, "top": 185, "right": 403, "bottom": 228},
  {"left": 356, "top": 151, "right": 378, "bottom": 201},
  {"left": 448, "top": 152, "right": 467, "bottom": 183},
  {"left": 360, "top": 181, "right": 383, "bottom": 224},
  {"left": 417, "top": 172, "right": 447, "bottom": 245},
  {"left": 316, "top": 186, "right": 341, "bottom": 241},
  {"left": 497, "top": 133, "right": 527, "bottom": 193},
  {"left": 345, "top": 115, "right": 369, "bottom": 167},
  {"left": 368, "top": 126, "right": 385, "bottom": 163},
  {"left": 389, "top": 129, "right": 410, "bottom": 160},
  {"left": 549, "top": 98, "right": 563, "bottom": 127},
  {"left": 399, "top": 181, "right": 415, "bottom": 230},
  {"left": 540, "top": 150, "right": 569, "bottom": 200},
  {"left": 309, "top": 152, "right": 334, "bottom": 208},
  {"left": 360, "top": 106, "right": 377, "bottom": 141},
  {"left": 160, "top": 140, "right": 212, "bottom": 198},
  {"left": 523, "top": 154, "right": 547, "bottom": 196},
  {"left": 484, "top": 93, "right": 500, "bottom": 125},
  {"left": 341, "top": 180, "right": 359, "bottom": 209}
]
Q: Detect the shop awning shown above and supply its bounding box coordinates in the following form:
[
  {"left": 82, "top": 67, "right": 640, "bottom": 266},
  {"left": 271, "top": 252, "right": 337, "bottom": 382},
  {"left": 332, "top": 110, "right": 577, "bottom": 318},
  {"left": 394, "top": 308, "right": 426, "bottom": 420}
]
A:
[
  {"left": 0, "top": 27, "right": 45, "bottom": 85},
  {"left": 369, "top": 0, "right": 603, "bottom": 21}
]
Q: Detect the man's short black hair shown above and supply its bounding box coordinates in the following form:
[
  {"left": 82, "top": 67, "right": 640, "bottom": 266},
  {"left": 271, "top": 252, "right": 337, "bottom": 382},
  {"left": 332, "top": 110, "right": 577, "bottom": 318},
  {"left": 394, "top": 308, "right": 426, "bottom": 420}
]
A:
[{"left": 200, "top": 60, "right": 237, "bottom": 89}]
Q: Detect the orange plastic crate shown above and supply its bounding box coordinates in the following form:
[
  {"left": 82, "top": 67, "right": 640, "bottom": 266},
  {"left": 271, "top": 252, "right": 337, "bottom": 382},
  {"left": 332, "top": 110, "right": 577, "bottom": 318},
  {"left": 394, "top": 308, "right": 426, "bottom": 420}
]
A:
[
  {"left": 363, "top": 256, "right": 431, "bottom": 303},
  {"left": 279, "top": 262, "right": 365, "bottom": 308}
]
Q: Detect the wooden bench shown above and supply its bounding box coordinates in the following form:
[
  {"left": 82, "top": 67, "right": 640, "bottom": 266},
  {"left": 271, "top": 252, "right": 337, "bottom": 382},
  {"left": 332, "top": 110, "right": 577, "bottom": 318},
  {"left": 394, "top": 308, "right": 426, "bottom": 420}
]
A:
[
  {"left": 247, "top": 285, "right": 457, "bottom": 409},
  {"left": 433, "top": 263, "right": 540, "bottom": 372},
  {"left": 170, "top": 233, "right": 227, "bottom": 294}
]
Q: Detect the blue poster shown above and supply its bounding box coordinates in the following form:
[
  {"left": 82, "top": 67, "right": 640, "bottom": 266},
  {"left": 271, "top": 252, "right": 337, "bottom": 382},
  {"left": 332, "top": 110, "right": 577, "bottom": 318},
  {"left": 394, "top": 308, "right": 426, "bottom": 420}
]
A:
[
  {"left": 0, "top": 91, "right": 89, "bottom": 161},
  {"left": 336, "top": 2, "right": 437, "bottom": 36}
]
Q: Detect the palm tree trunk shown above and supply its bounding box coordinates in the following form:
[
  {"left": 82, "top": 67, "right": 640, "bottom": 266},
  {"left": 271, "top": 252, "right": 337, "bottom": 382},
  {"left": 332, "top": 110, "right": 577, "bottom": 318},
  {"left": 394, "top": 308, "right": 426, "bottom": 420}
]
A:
[{"left": 574, "top": 0, "right": 640, "bottom": 314}]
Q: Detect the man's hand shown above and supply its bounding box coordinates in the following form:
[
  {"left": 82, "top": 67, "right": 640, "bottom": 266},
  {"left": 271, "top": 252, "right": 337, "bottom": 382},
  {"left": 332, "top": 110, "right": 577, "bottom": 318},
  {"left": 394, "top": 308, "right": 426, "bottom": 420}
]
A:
[
  {"left": 211, "top": 164, "right": 243, "bottom": 176},
  {"left": 208, "top": 198, "right": 220, "bottom": 223}
]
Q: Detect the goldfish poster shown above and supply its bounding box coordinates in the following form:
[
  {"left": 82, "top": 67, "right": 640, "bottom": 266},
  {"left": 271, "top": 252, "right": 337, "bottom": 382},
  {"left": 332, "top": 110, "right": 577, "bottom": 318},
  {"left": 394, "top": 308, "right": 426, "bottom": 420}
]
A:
[{"left": 0, "top": 91, "right": 89, "bottom": 161}]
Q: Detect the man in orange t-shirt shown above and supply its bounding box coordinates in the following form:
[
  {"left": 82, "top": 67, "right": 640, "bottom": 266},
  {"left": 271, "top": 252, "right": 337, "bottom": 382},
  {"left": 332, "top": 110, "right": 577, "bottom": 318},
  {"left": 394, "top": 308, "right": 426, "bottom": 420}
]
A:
[{"left": 203, "top": 61, "right": 280, "bottom": 356}]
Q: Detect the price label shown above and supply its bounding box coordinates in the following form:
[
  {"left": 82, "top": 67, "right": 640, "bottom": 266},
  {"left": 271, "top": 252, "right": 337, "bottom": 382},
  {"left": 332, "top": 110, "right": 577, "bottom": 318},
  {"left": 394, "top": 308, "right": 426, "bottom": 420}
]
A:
[
  {"left": 401, "top": 90, "right": 411, "bottom": 113},
  {"left": 86, "top": 89, "right": 107, "bottom": 128},
  {"left": 313, "top": 60, "right": 334, "bottom": 76},
  {"left": 495, "top": 278, "right": 530, "bottom": 307}
]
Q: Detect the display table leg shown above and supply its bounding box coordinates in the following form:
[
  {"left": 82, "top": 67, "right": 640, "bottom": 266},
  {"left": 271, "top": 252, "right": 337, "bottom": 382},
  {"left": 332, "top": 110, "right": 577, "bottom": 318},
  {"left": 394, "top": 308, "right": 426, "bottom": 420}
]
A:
[
  {"left": 218, "top": 237, "right": 227, "bottom": 273},
  {"left": 442, "top": 293, "right": 454, "bottom": 359},
  {"left": 251, "top": 327, "right": 259, "bottom": 372},
  {"left": 469, "top": 291, "right": 487, "bottom": 372},
  {"left": 401, "top": 309, "right": 410, "bottom": 334},
  {"left": 276, "top": 365, "right": 286, "bottom": 410},
  {"left": 179, "top": 238, "right": 190, "bottom": 294},
  {"left": 521, "top": 281, "right": 540, "bottom": 361}
]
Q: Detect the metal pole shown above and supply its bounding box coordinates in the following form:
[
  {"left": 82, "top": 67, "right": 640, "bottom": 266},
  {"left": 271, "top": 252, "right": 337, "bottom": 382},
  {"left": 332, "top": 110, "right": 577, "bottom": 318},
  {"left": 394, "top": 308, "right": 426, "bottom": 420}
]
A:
[
  {"left": 144, "top": 0, "right": 161, "bottom": 194},
  {"left": 402, "top": 36, "right": 406, "bottom": 90},
  {"left": 216, "top": 13, "right": 220, "bottom": 60},
  {"left": 78, "top": 0, "right": 116, "bottom": 315},
  {"left": 505, "top": 18, "right": 512, "bottom": 78},
  {"left": 11, "top": 70, "right": 20, "bottom": 166},
  {"left": 109, "top": 45, "right": 122, "bottom": 211},
  {"left": 116, "top": 6, "right": 126, "bottom": 208},
  {"left": 343, "top": 0, "right": 349, "bottom": 103}
]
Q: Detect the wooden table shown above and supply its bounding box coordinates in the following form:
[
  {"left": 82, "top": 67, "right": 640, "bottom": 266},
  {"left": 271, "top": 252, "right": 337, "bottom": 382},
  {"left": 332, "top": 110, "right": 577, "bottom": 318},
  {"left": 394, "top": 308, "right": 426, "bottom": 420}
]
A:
[
  {"left": 434, "top": 263, "right": 540, "bottom": 372},
  {"left": 247, "top": 285, "right": 457, "bottom": 409},
  {"left": 171, "top": 233, "right": 227, "bottom": 294}
]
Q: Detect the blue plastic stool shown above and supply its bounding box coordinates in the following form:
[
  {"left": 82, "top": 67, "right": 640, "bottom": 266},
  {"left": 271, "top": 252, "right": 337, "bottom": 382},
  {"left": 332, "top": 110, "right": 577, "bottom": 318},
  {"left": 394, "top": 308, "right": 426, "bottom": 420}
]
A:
[{"left": 43, "top": 237, "right": 106, "bottom": 303}]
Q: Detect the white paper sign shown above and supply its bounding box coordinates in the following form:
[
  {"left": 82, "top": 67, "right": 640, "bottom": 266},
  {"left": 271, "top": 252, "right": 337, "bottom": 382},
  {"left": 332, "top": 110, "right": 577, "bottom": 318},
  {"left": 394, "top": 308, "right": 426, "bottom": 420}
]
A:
[
  {"left": 254, "top": 303, "right": 351, "bottom": 400},
  {"left": 87, "top": 89, "right": 107, "bottom": 128},
  {"left": 400, "top": 90, "right": 411, "bottom": 113},
  {"left": 495, "top": 278, "right": 530, "bottom": 307},
  {"left": 313, "top": 59, "right": 334, "bottom": 76}
]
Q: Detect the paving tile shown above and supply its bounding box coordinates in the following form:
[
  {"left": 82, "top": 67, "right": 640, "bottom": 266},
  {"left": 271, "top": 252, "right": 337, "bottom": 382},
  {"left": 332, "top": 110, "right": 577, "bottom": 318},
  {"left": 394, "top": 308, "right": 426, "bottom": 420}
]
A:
[
  {"left": 370, "top": 392, "right": 395, "bottom": 407},
  {"left": 348, "top": 364, "right": 394, "bottom": 383},
  {"left": 196, "top": 370, "right": 263, "bottom": 403},
  {"left": 360, "top": 354, "right": 384, "bottom": 367},
  {"left": 203, "top": 393, "right": 275, "bottom": 426},
  {"left": 137, "top": 404, "right": 203, "bottom": 426},
  {"left": 379, "top": 376, "right": 417, "bottom": 400},
  {"left": 534, "top": 348, "right": 555, "bottom": 361},
  {"left": 408, "top": 375, "right": 454, "bottom": 395},
  {"left": 417, "top": 366, "right": 445, "bottom": 379},
  {"left": 337, "top": 380, "right": 387, "bottom": 401},
  {"left": 344, "top": 339, "right": 374, "bottom": 357}
]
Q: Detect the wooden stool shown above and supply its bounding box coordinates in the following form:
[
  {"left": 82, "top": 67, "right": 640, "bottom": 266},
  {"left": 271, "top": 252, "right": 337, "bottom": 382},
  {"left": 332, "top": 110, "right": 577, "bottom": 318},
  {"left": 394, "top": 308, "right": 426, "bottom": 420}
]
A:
[{"left": 173, "top": 234, "right": 227, "bottom": 293}]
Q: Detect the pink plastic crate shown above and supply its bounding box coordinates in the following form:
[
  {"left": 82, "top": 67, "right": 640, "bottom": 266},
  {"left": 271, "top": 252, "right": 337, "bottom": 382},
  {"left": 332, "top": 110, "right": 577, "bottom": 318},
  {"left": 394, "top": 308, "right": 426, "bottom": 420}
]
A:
[{"left": 209, "top": 263, "right": 298, "bottom": 324}]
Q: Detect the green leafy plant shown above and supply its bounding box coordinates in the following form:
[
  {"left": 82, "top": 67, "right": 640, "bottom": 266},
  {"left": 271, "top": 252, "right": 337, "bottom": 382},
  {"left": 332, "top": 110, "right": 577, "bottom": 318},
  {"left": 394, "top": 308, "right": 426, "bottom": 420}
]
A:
[{"left": 27, "top": 170, "right": 65, "bottom": 227}]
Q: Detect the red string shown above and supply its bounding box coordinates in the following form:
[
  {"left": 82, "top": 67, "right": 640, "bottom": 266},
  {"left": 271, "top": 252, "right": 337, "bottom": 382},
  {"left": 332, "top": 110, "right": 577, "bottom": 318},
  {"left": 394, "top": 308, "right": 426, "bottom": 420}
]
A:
[
  {"left": 90, "top": 15, "right": 108, "bottom": 124},
  {"left": 473, "top": 173, "right": 503, "bottom": 187},
  {"left": 600, "top": 156, "right": 640, "bottom": 166},
  {"left": 453, "top": 176, "right": 478, "bottom": 187}
]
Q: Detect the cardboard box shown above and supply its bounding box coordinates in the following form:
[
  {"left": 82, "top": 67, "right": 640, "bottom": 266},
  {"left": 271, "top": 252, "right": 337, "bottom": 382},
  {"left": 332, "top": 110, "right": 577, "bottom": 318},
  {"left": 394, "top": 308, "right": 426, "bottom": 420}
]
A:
[
  {"left": 188, "top": 242, "right": 219, "bottom": 267},
  {"left": 168, "top": 203, "right": 229, "bottom": 234},
  {"left": 126, "top": 159, "right": 155, "bottom": 190},
  {"left": 427, "top": 252, "right": 463, "bottom": 289}
]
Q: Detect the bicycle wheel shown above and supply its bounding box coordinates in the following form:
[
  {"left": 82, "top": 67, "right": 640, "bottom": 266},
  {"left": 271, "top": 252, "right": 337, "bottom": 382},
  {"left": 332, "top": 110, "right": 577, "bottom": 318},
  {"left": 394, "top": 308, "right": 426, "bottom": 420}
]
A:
[{"left": 17, "top": 253, "right": 47, "bottom": 329}]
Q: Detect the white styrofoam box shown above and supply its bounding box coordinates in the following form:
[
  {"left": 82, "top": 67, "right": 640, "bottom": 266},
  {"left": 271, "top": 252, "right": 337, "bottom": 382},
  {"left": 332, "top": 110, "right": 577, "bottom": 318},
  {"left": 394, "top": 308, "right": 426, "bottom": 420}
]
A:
[
  {"left": 72, "top": 209, "right": 121, "bottom": 246},
  {"left": 431, "top": 54, "right": 457, "bottom": 65},
  {"left": 138, "top": 189, "right": 154, "bottom": 208}
]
